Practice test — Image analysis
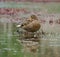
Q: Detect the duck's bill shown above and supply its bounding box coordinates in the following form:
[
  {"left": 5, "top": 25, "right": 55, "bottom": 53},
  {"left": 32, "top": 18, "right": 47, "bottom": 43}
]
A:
[{"left": 16, "top": 25, "right": 21, "bottom": 27}]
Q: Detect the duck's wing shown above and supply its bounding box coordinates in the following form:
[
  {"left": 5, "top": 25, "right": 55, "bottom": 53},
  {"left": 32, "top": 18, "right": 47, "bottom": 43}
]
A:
[{"left": 22, "top": 20, "right": 41, "bottom": 32}]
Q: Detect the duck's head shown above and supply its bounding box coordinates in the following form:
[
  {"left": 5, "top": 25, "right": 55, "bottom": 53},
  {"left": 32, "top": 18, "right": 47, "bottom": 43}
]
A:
[
  {"left": 26, "top": 15, "right": 38, "bottom": 22},
  {"left": 30, "top": 15, "right": 38, "bottom": 20}
]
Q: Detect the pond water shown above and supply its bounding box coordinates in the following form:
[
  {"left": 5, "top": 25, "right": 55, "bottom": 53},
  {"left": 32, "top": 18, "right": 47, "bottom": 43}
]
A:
[{"left": 0, "top": 22, "right": 60, "bottom": 57}]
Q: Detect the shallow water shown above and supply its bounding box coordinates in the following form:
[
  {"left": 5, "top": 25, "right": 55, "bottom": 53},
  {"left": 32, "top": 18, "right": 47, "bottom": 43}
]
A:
[{"left": 0, "top": 22, "right": 60, "bottom": 57}]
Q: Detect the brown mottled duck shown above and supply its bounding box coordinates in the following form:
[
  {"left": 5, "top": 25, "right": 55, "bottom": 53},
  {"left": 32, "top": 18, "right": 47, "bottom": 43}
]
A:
[{"left": 17, "top": 15, "right": 41, "bottom": 32}]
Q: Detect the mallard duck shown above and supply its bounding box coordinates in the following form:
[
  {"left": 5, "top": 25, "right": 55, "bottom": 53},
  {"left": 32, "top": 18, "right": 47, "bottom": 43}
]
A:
[{"left": 17, "top": 15, "right": 41, "bottom": 32}]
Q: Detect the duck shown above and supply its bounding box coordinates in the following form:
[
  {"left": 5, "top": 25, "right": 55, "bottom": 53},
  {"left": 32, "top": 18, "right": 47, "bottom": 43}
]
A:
[{"left": 17, "top": 15, "right": 41, "bottom": 32}]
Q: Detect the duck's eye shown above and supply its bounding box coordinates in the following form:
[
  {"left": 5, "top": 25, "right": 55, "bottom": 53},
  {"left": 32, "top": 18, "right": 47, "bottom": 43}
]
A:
[{"left": 21, "top": 24, "right": 24, "bottom": 26}]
